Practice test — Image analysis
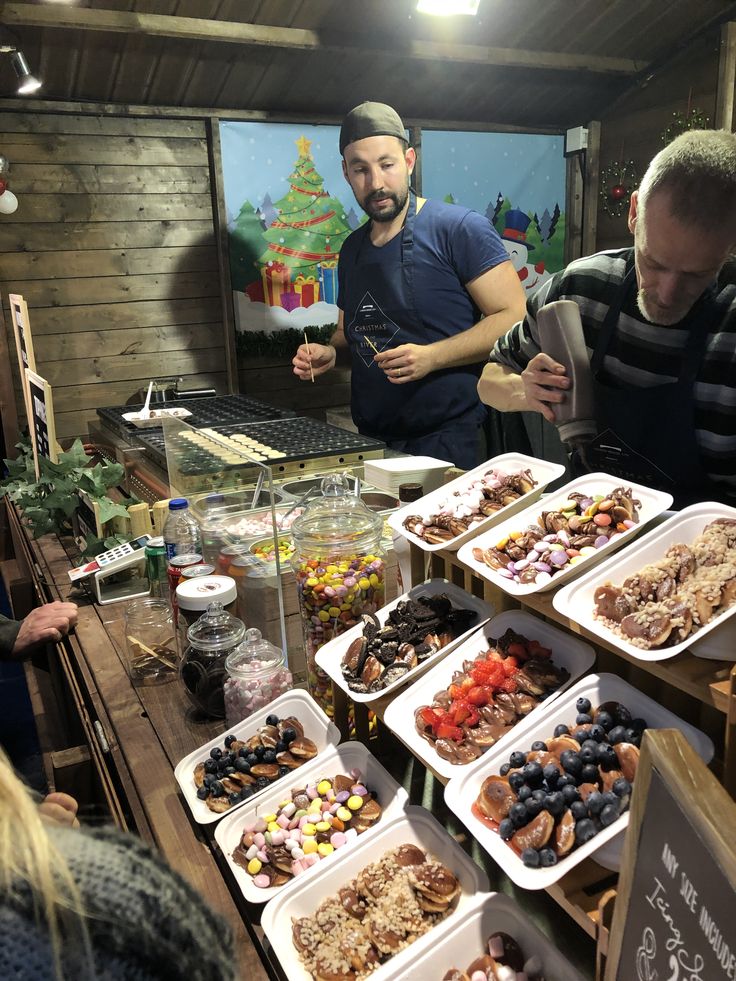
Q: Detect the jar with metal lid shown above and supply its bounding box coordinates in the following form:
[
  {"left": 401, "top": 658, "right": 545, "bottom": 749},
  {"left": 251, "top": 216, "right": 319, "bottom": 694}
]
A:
[
  {"left": 179, "top": 601, "right": 245, "bottom": 718},
  {"left": 290, "top": 473, "right": 385, "bottom": 713},
  {"left": 223, "top": 627, "right": 293, "bottom": 727}
]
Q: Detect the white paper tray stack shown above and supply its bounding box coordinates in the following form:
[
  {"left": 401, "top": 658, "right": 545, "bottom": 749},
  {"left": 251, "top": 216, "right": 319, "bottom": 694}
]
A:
[{"left": 363, "top": 456, "right": 452, "bottom": 496}]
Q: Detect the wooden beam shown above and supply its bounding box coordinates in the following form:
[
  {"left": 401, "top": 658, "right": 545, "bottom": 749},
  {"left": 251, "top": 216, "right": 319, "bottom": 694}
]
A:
[
  {"left": 0, "top": 98, "right": 563, "bottom": 135},
  {"left": 715, "top": 21, "right": 736, "bottom": 130},
  {"left": 564, "top": 153, "right": 584, "bottom": 264},
  {"left": 3, "top": 2, "right": 643, "bottom": 76},
  {"left": 206, "top": 117, "right": 238, "bottom": 395},
  {"left": 582, "top": 120, "right": 601, "bottom": 256}
]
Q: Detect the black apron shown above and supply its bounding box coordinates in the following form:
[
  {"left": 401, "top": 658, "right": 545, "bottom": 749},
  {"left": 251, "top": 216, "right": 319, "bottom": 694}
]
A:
[
  {"left": 342, "top": 192, "right": 482, "bottom": 456},
  {"left": 578, "top": 262, "right": 718, "bottom": 508}
]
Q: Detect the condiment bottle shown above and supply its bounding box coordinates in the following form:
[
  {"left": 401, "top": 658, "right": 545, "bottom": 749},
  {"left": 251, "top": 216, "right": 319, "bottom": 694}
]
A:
[
  {"left": 536, "top": 299, "right": 597, "bottom": 447},
  {"left": 394, "top": 482, "right": 425, "bottom": 592},
  {"left": 224, "top": 627, "right": 293, "bottom": 727},
  {"left": 291, "top": 473, "right": 385, "bottom": 714},
  {"left": 179, "top": 601, "right": 245, "bottom": 718}
]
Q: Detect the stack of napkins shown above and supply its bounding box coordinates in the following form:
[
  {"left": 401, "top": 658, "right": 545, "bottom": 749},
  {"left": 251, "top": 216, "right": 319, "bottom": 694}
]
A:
[{"left": 363, "top": 456, "right": 452, "bottom": 497}]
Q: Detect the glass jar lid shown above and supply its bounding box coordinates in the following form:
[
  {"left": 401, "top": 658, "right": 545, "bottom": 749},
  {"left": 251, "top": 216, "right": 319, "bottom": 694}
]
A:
[
  {"left": 225, "top": 627, "right": 285, "bottom": 680},
  {"left": 186, "top": 601, "right": 245, "bottom": 651},
  {"left": 291, "top": 473, "right": 382, "bottom": 550}
]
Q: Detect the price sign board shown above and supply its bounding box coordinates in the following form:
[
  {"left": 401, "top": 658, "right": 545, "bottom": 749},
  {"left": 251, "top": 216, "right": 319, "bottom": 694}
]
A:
[
  {"left": 24, "top": 368, "right": 58, "bottom": 477},
  {"left": 8, "top": 292, "right": 36, "bottom": 426},
  {"left": 605, "top": 729, "right": 736, "bottom": 981}
]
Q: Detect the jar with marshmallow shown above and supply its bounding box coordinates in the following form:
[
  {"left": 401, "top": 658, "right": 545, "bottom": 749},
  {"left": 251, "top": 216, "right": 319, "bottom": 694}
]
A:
[{"left": 223, "top": 627, "right": 293, "bottom": 727}]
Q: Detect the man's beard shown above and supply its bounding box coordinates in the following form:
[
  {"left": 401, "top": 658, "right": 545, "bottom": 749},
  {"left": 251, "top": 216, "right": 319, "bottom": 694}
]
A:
[
  {"left": 636, "top": 288, "right": 690, "bottom": 326},
  {"left": 360, "top": 184, "right": 409, "bottom": 223}
]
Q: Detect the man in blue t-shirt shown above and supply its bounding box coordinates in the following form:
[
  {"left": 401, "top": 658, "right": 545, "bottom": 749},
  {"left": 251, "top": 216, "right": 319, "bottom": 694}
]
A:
[{"left": 292, "top": 102, "right": 525, "bottom": 469}]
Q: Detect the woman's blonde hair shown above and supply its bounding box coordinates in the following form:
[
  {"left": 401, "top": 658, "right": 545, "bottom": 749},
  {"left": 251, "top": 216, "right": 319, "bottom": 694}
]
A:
[{"left": 0, "top": 747, "right": 92, "bottom": 979}]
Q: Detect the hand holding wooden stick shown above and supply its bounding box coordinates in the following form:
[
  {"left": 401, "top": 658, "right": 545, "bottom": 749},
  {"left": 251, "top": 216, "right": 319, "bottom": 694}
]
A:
[{"left": 303, "top": 331, "right": 315, "bottom": 383}]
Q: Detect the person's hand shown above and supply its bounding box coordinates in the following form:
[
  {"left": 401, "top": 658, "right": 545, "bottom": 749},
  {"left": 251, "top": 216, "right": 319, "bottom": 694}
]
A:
[
  {"left": 39, "top": 791, "right": 80, "bottom": 829},
  {"left": 12, "top": 601, "right": 78, "bottom": 657},
  {"left": 373, "top": 343, "right": 436, "bottom": 384},
  {"left": 292, "top": 343, "right": 336, "bottom": 380},
  {"left": 520, "top": 352, "right": 570, "bottom": 423}
]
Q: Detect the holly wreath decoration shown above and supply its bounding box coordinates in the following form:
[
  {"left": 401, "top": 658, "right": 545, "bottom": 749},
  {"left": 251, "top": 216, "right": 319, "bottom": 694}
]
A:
[
  {"left": 661, "top": 106, "right": 710, "bottom": 145},
  {"left": 600, "top": 159, "right": 638, "bottom": 219}
]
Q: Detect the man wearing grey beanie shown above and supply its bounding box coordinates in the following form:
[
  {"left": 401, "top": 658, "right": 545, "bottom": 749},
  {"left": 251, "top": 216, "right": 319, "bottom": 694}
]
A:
[{"left": 293, "top": 101, "right": 525, "bottom": 469}]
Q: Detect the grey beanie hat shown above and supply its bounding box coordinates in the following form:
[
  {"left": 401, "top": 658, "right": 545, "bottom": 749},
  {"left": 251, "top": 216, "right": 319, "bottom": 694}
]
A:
[{"left": 339, "top": 102, "right": 407, "bottom": 155}]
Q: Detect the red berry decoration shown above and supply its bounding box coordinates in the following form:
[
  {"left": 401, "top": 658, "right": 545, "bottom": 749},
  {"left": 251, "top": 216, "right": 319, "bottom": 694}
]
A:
[
  {"left": 610, "top": 184, "right": 626, "bottom": 201},
  {"left": 0, "top": 179, "right": 6, "bottom": 195}
]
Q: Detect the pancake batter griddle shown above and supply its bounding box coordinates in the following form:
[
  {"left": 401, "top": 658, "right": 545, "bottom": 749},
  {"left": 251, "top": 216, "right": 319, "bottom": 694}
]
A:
[
  {"left": 97, "top": 395, "right": 294, "bottom": 436},
  {"left": 205, "top": 418, "right": 385, "bottom": 464}
]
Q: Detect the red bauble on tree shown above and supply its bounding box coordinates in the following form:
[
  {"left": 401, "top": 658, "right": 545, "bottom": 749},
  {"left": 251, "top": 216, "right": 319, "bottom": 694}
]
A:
[{"left": 610, "top": 184, "right": 626, "bottom": 201}]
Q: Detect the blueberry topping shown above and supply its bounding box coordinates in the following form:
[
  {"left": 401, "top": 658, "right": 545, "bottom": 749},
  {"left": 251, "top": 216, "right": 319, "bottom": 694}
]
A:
[
  {"left": 498, "top": 818, "right": 515, "bottom": 840},
  {"left": 521, "top": 847, "right": 540, "bottom": 868},
  {"left": 574, "top": 818, "right": 598, "bottom": 844},
  {"left": 576, "top": 696, "right": 592, "bottom": 714},
  {"left": 539, "top": 847, "right": 558, "bottom": 867}
]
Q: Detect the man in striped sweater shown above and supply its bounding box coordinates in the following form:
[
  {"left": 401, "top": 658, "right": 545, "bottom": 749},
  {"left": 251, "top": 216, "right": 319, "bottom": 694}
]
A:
[{"left": 478, "top": 129, "right": 736, "bottom": 507}]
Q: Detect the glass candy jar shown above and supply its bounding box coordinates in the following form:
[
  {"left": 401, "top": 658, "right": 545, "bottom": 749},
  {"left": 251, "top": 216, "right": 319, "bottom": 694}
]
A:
[
  {"left": 124, "top": 598, "right": 178, "bottom": 686},
  {"left": 224, "top": 627, "right": 293, "bottom": 728},
  {"left": 291, "top": 473, "right": 385, "bottom": 713},
  {"left": 179, "top": 601, "right": 245, "bottom": 718}
]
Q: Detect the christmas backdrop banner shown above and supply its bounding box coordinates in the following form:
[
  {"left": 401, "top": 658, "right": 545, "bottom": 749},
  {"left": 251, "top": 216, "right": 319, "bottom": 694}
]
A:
[
  {"left": 220, "top": 121, "right": 356, "bottom": 343},
  {"left": 420, "top": 130, "right": 566, "bottom": 296}
]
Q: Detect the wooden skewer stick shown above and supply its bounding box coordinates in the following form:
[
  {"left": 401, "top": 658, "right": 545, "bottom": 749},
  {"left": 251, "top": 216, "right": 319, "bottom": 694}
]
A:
[
  {"left": 303, "top": 331, "right": 315, "bottom": 383},
  {"left": 363, "top": 335, "right": 380, "bottom": 356},
  {"left": 126, "top": 634, "right": 177, "bottom": 670}
]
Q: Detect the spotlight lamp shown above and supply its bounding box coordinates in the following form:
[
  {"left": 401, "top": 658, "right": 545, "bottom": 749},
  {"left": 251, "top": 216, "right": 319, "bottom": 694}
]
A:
[{"left": 10, "top": 49, "right": 42, "bottom": 94}]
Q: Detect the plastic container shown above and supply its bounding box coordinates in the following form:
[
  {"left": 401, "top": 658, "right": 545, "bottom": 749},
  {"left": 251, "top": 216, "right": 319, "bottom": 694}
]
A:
[
  {"left": 223, "top": 627, "right": 293, "bottom": 727},
  {"left": 179, "top": 601, "right": 245, "bottom": 718},
  {"left": 176, "top": 575, "right": 238, "bottom": 631},
  {"left": 291, "top": 473, "right": 386, "bottom": 714},
  {"left": 123, "top": 598, "right": 178, "bottom": 686},
  {"left": 536, "top": 299, "right": 597, "bottom": 446},
  {"left": 163, "top": 497, "right": 202, "bottom": 560},
  {"left": 190, "top": 489, "right": 292, "bottom": 564}
]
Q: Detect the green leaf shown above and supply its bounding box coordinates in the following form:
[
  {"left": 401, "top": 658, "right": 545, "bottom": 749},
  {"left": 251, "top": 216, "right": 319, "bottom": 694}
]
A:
[
  {"left": 95, "top": 498, "right": 130, "bottom": 525},
  {"left": 57, "top": 438, "right": 90, "bottom": 469},
  {"left": 43, "top": 488, "right": 80, "bottom": 517}
]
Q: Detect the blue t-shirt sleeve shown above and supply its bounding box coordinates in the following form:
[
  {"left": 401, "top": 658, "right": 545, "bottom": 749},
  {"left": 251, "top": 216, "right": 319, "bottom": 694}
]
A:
[{"left": 450, "top": 210, "right": 510, "bottom": 285}]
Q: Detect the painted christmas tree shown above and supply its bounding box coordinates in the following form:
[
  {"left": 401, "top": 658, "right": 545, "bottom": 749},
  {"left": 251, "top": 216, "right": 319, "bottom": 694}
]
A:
[
  {"left": 229, "top": 199, "right": 266, "bottom": 292},
  {"left": 258, "top": 136, "right": 353, "bottom": 308}
]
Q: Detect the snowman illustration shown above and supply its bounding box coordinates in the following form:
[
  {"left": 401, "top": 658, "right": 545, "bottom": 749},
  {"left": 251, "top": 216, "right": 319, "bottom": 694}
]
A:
[{"left": 500, "top": 208, "right": 551, "bottom": 295}]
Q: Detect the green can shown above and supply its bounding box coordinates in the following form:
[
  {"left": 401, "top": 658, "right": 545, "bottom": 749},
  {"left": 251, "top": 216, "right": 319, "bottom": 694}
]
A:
[{"left": 145, "top": 536, "right": 169, "bottom": 599}]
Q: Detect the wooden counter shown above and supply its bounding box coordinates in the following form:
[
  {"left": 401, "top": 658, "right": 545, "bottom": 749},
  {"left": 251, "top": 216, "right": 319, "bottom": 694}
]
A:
[{"left": 5, "top": 501, "right": 271, "bottom": 981}]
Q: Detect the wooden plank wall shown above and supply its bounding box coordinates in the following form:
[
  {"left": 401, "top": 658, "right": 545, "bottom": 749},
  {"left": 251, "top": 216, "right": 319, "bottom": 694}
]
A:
[
  {"left": 237, "top": 359, "right": 351, "bottom": 422},
  {"left": 0, "top": 113, "right": 227, "bottom": 441},
  {"left": 596, "top": 31, "right": 720, "bottom": 251}
]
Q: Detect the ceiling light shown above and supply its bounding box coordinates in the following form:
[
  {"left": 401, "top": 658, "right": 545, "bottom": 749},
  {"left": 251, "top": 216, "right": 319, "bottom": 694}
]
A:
[
  {"left": 416, "top": 0, "right": 480, "bottom": 15},
  {"left": 11, "top": 50, "right": 42, "bottom": 95}
]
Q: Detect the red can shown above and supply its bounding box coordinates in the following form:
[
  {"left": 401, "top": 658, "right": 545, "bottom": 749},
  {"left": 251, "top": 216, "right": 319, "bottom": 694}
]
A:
[
  {"left": 217, "top": 544, "right": 251, "bottom": 576},
  {"left": 167, "top": 553, "right": 204, "bottom": 610}
]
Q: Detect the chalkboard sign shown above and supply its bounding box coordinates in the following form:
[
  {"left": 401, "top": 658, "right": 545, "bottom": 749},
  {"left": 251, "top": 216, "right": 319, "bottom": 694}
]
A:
[
  {"left": 8, "top": 292, "right": 36, "bottom": 427},
  {"left": 605, "top": 729, "right": 736, "bottom": 981},
  {"left": 24, "top": 368, "right": 58, "bottom": 477}
]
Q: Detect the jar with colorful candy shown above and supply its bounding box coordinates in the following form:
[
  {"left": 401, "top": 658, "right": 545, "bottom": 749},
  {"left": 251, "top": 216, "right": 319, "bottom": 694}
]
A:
[{"left": 290, "top": 474, "right": 385, "bottom": 714}]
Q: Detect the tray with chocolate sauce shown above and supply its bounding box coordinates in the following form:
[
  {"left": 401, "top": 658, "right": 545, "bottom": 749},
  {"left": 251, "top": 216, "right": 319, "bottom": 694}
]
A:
[
  {"left": 553, "top": 501, "right": 736, "bottom": 662},
  {"left": 174, "top": 689, "right": 340, "bottom": 825},
  {"left": 314, "top": 579, "right": 494, "bottom": 705},
  {"left": 261, "top": 805, "right": 488, "bottom": 981},
  {"left": 458, "top": 473, "right": 673, "bottom": 597},
  {"left": 214, "top": 741, "right": 408, "bottom": 904},
  {"left": 388, "top": 452, "right": 565, "bottom": 554},
  {"left": 409, "top": 892, "right": 586, "bottom": 981},
  {"left": 444, "top": 673, "right": 713, "bottom": 889},
  {"left": 383, "top": 610, "right": 595, "bottom": 781}
]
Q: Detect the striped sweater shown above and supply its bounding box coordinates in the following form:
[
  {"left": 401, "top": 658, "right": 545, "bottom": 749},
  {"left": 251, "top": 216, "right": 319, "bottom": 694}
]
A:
[{"left": 489, "top": 247, "right": 736, "bottom": 499}]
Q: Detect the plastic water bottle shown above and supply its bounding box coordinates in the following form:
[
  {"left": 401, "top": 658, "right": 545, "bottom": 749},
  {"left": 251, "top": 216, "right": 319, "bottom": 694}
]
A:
[{"left": 163, "top": 498, "right": 202, "bottom": 560}]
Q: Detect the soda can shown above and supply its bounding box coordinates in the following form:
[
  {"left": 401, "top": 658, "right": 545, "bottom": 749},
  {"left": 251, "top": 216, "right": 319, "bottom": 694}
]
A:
[
  {"left": 217, "top": 544, "right": 251, "bottom": 576},
  {"left": 180, "top": 563, "right": 216, "bottom": 582},
  {"left": 145, "top": 536, "right": 169, "bottom": 599},
  {"left": 167, "top": 553, "right": 203, "bottom": 610}
]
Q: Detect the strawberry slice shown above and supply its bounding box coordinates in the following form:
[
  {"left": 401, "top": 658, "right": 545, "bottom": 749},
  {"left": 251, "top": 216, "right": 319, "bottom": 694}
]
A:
[
  {"left": 505, "top": 641, "right": 528, "bottom": 660},
  {"left": 419, "top": 707, "right": 440, "bottom": 730},
  {"left": 501, "top": 655, "right": 519, "bottom": 677},
  {"left": 466, "top": 686, "right": 489, "bottom": 707},
  {"left": 527, "top": 639, "right": 552, "bottom": 658},
  {"left": 436, "top": 722, "right": 464, "bottom": 741}
]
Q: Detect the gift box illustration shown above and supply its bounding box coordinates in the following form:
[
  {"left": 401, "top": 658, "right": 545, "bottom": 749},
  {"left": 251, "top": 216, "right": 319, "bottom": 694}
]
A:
[
  {"left": 294, "top": 274, "right": 320, "bottom": 308},
  {"left": 318, "top": 261, "right": 338, "bottom": 305},
  {"left": 261, "top": 261, "right": 292, "bottom": 307}
]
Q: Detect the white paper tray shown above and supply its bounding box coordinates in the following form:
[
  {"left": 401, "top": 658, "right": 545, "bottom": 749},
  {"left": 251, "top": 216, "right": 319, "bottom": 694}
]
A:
[
  {"left": 261, "top": 805, "right": 489, "bottom": 981},
  {"left": 173, "top": 689, "right": 340, "bottom": 825},
  {"left": 405, "top": 892, "right": 587, "bottom": 981},
  {"left": 314, "top": 578, "right": 494, "bottom": 705},
  {"left": 388, "top": 452, "right": 566, "bottom": 553},
  {"left": 383, "top": 610, "right": 596, "bottom": 780},
  {"left": 122, "top": 407, "right": 192, "bottom": 428},
  {"left": 553, "top": 502, "right": 736, "bottom": 662},
  {"left": 444, "top": 672, "right": 713, "bottom": 888},
  {"left": 457, "top": 472, "right": 673, "bottom": 597},
  {"left": 213, "top": 741, "right": 408, "bottom": 904}
]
